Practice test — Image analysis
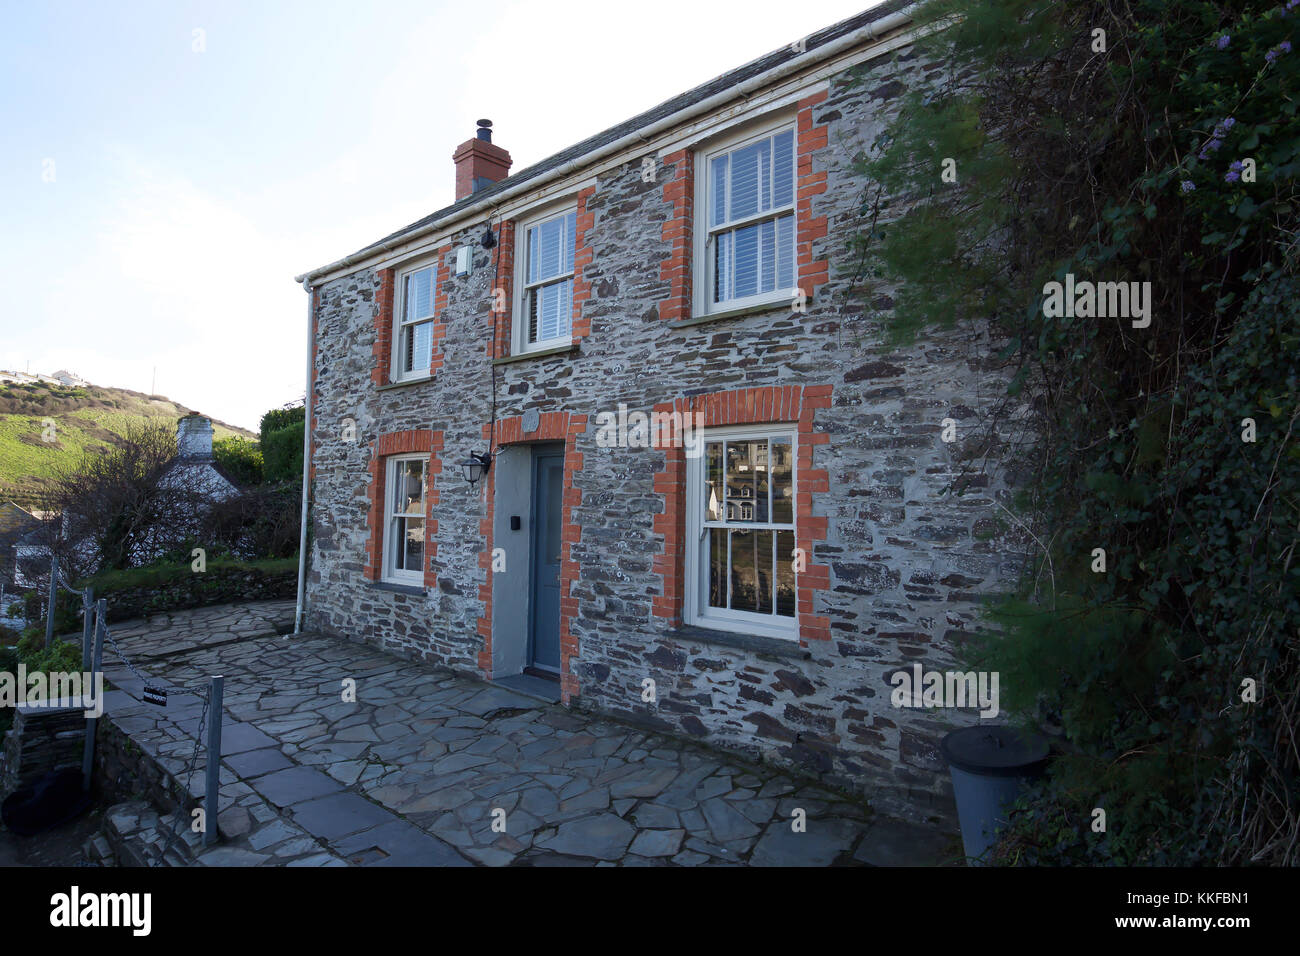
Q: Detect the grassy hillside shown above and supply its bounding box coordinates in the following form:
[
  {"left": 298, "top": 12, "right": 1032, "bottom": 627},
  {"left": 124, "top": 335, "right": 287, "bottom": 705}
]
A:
[{"left": 0, "top": 380, "right": 253, "bottom": 508}]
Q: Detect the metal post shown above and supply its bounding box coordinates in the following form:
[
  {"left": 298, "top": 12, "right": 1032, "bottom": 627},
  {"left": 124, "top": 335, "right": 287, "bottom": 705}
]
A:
[
  {"left": 81, "top": 599, "right": 106, "bottom": 793},
  {"left": 204, "top": 675, "right": 224, "bottom": 846},
  {"left": 80, "top": 587, "right": 94, "bottom": 672},
  {"left": 44, "top": 553, "right": 58, "bottom": 649}
]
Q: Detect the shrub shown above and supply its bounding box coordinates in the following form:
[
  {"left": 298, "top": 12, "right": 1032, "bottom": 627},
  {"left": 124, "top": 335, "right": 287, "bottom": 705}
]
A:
[
  {"left": 261, "top": 421, "right": 303, "bottom": 484},
  {"left": 213, "top": 435, "right": 263, "bottom": 486},
  {"left": 859, "top": 0, "right": 1300, "bottom": 864}
]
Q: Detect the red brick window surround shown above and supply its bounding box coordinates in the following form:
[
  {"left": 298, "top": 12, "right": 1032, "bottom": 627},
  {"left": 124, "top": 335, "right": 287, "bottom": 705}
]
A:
[
  {"left": 476, "top": 412, "right": 588, "bottom": 701},
  {"left": 487, "top": 220, "right": 516, "bottom": 361},
  {"left": 659, "top": 90, "right": 831, "bottom": 323},
  {"left": 505, "top": 194, "right": 595, "bottom": 357},
  {"left": 365, "top": 429, "right": 444, "bottom": 588},
  {"left": 652, "top": 384, "right": 832, "bottom": 645},
  {"left": 373, "top": 247, "right": 451, "bottom": 385}
]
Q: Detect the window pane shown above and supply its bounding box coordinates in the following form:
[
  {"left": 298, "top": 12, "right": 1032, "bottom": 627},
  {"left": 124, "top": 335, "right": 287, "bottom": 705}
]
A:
[
  {"left": 760, "top": 219, "right": 776, "bottom": 294},
  {"left": 404, "top": 320, "right": 432, "bottom": 374},
  {"left": 771, "top": 437, "right": 793, "bottom": 523},
  {"left": 403, "top": 267, "right": 433, "bottom": 321},
  {"left": 711, "top": 154, "right": 727, "bottom": 227},
  {"left": 395, "top": 460, "right": 424, "bottom": 515},
  {"left": 533, "top": 278, "right": 572, "bottom": 342},
  {"left": 729, "top": 139, "right": 767, "bottom": 220},
  {"left": 705, "top": 441, "right": 723, "bottom": 521},
  {"left": 713, "top": 231, "right": 732, "bottom": 304},
  {"left": 729, "top": 529, "right": 762, "bottom": 613},
  {"left": 776, "top": 213, "right": 794, "bottom": 290},
  {"left": 401, "top": 517, "right": 424, "bottom": 572},
  {"left": 529, "top": 213, "right": 575, "bottom": 284},
  {"left": 709, "top": 529, "right": 727, "bottom": 609},
  {"left": 756, "top": 530, "right": 774, "bottom": 615},
  {"left": 732, "top": 223, "right": 760, "bottom": 299},
  {"left": 776, "top": 530, "right": 796, "bottom": 617},
  {"left": 725, "top": 440, "right": 762, "bottom": 521},
  {"left": 773, "top": 130, "right": 794, "bottom": 208}
]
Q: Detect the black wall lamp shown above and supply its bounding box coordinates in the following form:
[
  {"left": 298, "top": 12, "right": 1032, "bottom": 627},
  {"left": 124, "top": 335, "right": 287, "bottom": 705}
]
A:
[{"left": 460, "top": 452, "right": 493, "bottom": 486}]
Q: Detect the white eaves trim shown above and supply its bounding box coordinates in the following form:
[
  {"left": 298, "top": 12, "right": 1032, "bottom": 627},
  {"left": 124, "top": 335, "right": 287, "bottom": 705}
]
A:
[{"left": 295, "top": 3, "right": 922, "bottom": 289}]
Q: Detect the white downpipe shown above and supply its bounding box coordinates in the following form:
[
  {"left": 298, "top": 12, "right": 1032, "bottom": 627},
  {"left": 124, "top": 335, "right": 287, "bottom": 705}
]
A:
[
  {"left": 293, "top": 279, "right": 314, "bottom": 634},
  {"left": 294, "top": 4, "right": 917, "bottom": 286}
]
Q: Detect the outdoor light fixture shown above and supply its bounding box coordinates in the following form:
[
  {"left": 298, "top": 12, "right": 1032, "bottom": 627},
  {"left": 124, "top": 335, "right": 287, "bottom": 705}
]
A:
[
  {"left": 461, "top": 452, "right": 492, "bottom": 486},
  {"left": 480, "top": 225, "right": 496, "bottom": 250}
]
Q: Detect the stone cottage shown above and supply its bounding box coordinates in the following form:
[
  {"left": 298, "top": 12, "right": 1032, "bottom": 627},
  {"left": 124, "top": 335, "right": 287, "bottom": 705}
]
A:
[{"left": 296, "top": 2, "right": 1024, "bottom": 823}]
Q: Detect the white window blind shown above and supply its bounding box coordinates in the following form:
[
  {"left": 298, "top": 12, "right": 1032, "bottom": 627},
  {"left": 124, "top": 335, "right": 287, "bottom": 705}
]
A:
[
  {"left": 707, "top": 129, "right": 796, "bottom": 308},
  {"left": 398, "top": 265, "right": 436, "bottom": 377},
  {"left": 523, "top": 210, "right": 576, "bottom": 346}
]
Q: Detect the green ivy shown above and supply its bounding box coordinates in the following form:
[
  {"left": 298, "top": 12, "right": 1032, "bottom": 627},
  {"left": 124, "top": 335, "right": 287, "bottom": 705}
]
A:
[{"left": 858, "top": 0, "right": 1299, "bottom": 863}]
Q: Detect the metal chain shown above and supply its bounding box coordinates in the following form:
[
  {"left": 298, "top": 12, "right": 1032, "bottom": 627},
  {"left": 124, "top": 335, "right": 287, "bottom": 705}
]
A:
[
  {"left": 102, "top": 625, "right": 205, "bottom": 697},
  {"left": 153, "top": 692, "right": 210, "bottom": 867},
  {"left": 54, "top": 568, "right": 87, "bottom": 600}
]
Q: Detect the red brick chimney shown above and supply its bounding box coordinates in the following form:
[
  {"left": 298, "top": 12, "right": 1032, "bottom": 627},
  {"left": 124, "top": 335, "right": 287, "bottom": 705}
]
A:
[{"left": 454, "top": 120, "right": 512, "bottom": 200}]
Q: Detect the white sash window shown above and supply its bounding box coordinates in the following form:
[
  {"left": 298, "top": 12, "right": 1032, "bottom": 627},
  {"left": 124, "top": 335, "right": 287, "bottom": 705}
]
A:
[
  {"left": 384, "top": 455, "right": 426, "bottom": 584},
  {"left": 698, "top": 124, "right": 797, "bottom": 314},
  {"left": 685, "top": 425, "right": 798, "bottom": 638}
]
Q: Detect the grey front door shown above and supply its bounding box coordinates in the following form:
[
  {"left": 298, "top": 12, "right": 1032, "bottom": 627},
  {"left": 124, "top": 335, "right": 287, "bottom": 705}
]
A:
[{"left": 528, "top": 447, "right": 564, "bottom": 673}]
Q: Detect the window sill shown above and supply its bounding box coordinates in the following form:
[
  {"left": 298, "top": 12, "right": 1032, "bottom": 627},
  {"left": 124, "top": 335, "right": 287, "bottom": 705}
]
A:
[
  {"left": 369, "top": 580, "right": 425, "bottom": 596},
  {"left": 668, "top": 623, "right": 809, "bottom": 659},
  {"left": 672, "top": 298, "right": 799, "bottom": 329},
  {"left": 376, "top": 374, "right": 434, "bottom": 392},
  {"left": 492, "top": 343, "right": 580, "bottom": 366}
]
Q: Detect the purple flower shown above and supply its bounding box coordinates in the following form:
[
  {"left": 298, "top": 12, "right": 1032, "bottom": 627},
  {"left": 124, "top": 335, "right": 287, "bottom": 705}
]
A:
[
  {"left": 1181, "top": 180, "right": 1196, "bottom": 193},
  {"left": 1216, "top": 34, "right": 1231, "bottom": 49},
  {"left": 1290, "top": 0, "right": 1299, "bottom": 9},
  {"left": 1230, "top": 160, "right": 1244, "bottom": 171},
  {"left": 1282, "top": 41, "right": 1293, "bottom": 53},
  {"left": 1267, "top": 48, "right": 1278, "bottom": 62},
  {"left": 1225, "top": 169, "right": 1240, "bottom": 182},
  {"left": 1223, "top": 117, "right": 1236, "bottom": 129}
]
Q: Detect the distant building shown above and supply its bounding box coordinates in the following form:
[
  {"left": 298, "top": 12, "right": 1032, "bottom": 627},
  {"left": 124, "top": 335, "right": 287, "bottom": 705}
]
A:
[
  {"left": 50, "top": 369, "right": 88, "bottom": 387},
  {"left": 161, "top": 414, "right": 240, "bottom": 501}
]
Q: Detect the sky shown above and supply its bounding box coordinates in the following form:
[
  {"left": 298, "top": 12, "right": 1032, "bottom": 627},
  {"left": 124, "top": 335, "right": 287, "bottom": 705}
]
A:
[{"left": 0, "top": 0, "right": 879, "bottom": 432}]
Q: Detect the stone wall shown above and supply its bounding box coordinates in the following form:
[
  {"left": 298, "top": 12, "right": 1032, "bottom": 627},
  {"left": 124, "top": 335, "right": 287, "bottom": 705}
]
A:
[
  {"left": 1, "top": 705, "right": 84, "bottom": 794},
  {"left": 306, "top": 40, "right": 1030, "bottom": 823},
  {"left": 99, "top": 566, "right": 296, "bottom": 624}
]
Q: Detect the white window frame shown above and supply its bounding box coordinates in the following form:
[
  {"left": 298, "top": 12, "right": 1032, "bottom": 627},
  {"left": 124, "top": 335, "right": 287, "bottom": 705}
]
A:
[
  {"left": 693, "top": 116, "right": 800, "bottom": 318},
  {"left": 513, "top": 202, "right": 578, "bottom": 354},
  {"left": 382, "top": 453, "right": 427, "bottom": 585},
  {"left": 392, "top": 257, "right": 439, "bottom": 382},
  {"left": 684, "top": 423, "right": 798, "bottom": 640}
]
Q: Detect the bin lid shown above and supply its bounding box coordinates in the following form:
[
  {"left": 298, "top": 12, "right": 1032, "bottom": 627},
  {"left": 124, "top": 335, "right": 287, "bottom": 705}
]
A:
[{"left": 941, "top": 725, "right": 1050, "bottom": 776}]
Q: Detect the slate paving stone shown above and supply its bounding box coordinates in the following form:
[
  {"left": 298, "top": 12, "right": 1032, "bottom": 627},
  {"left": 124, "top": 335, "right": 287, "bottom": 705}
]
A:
[
  {"left": 629, "top": 828, "right": 685, "bottom": 858},
  {"left": 852, "top": 818, "right": 955, "bottom": 867},
  {"left": 98, "top": 601, "right": 951, "bottom": 868},
  {"left": 535, "top": 813, "right": 636, "bottom": 860},
  {"left": 225, "top": 747, "right": 294, "bottom": 779},
  {"left": 220, "top": 722, "right": 280, "bottom": 754},
  {"left": 290, "top": 792, "right": 395, "bottom": 840},
  {"left": 335, "top": 820, "right": 471, "bottom": 867},
  {"left": 701, "top": 797, "right": 761, "bottom": 842},
  {"left": 255, "top": 766, "right": 345, "bottom": 807}
]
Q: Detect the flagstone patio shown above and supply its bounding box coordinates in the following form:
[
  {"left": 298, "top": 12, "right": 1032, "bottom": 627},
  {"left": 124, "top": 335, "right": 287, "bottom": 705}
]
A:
[{"left": 93, "top": 601, "right": 955, "bottom": 867}]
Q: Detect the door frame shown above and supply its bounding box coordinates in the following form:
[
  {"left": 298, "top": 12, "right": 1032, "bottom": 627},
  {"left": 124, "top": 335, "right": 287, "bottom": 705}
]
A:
[{"left": 527, "top": 442, "right": 565, "bottom": 674}]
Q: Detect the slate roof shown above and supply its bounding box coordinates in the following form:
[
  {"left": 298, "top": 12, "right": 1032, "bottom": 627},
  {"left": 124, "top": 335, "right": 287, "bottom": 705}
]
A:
[{"left": 307, "top": 1, "right": 913, "bottom": 278}]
